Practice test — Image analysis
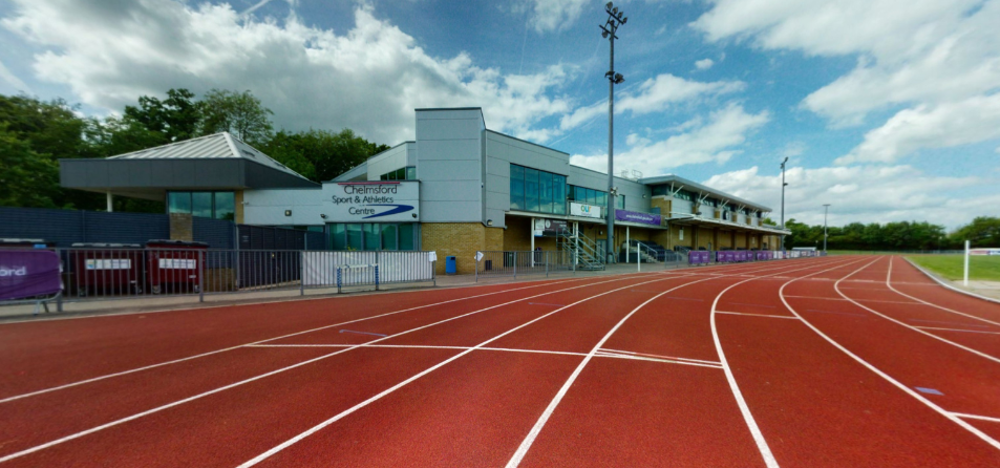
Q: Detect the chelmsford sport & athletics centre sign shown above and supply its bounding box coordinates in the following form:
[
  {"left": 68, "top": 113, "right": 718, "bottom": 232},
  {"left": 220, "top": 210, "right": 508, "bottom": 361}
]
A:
[{"left": 242, "top": 181, "right": 420, "bottom": 225}]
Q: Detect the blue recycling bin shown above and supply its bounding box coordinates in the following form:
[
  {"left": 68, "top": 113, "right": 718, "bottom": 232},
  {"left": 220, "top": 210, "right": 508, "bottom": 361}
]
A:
[{"left": 446, "top": 256, "right": 457, "bottom": 275}]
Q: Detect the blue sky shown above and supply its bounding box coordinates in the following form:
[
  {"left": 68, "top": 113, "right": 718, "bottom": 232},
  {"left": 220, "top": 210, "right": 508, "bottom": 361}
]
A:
[{"left": 1, "top": 0, "right": 998, "bottom": 228}]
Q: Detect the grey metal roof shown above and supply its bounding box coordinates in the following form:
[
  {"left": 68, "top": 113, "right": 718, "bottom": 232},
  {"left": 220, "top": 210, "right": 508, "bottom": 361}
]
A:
[
  {"left": 639, "top": 174, "right": 773, "bottom": 212},
  {"left": 108, "top": 132, "right": 310, "bottom": 182}
]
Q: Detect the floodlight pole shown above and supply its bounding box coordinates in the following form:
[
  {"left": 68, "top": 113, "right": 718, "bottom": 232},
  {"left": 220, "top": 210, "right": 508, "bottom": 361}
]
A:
[
  {"left": 823, "top": 204, "right": 831, "bottom": 252},
  {"left": 780, "top": 157, "right": 789, "bottom": 251},
  {"left": 601, "top": 2, "right": 627, "bottom": 264}
]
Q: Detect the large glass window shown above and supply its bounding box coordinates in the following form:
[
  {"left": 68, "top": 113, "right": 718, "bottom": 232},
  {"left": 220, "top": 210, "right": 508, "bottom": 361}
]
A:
[
  {"left": 331, "top": 224, "right": 346, "bottom": 250},
  {"left": 380, "top": 166, "right": 416, "bottom": 181},
  {"left": 214, "top": 192, "right": 235, "bottom": 220},
  {"left": 509, "top": 164, "right": 566, "bottom": 215},
  {"left": 364, "top": 224, "right": 380, "bottom": 250},
  {"left": 167, "top": 192, "right": 191, "bottom": 214},
  {"left": 191, "top": 192, "right": 213, "bottom": 218},
  {"left": 381, "top": 224, "right": 398, "bottom": 251},
  {"left": 346, "top": 224, "right": 364, "bottom": 250},
  {"left": 399, "top": 224, "right": 415, "bottom": 251},
  {"left": 509, "top": 164, "right": 524, "bottom": 210}
]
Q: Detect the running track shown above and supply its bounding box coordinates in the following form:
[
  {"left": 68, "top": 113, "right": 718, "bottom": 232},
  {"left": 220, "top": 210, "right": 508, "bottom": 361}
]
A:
[{"left": 2, "top": 256, "right": 1000, "bottom": 467}]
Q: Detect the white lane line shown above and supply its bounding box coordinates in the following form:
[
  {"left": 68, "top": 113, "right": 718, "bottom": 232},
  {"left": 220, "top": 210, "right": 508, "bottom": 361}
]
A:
[
  {"left": 597, "top": 348, "right": 722, "bottom": 366},
  {"left": 0, "top": 273, "right": 654, "bottom": 464},
  {"left": 716, "top": 311, "right": 799, "bottom": 320},
  {"left": 507, "top": 256, "right": 859, "bottom": 468},
  {"left": 780, "top": 258, "right": 1000, "bottom": 452},
  {"left": 952, "top": 412, "right": 1000, "bottom": 424},
  {"left": 593, "top": 351, "right": 723, "bottom": 369},
  {"left": 886, "top": 257, "right": 1000, "bottom": 328},
  {"left": 835, "top": 259, "right": 1000, "bottom": 364},
  {"left": 708, "top": 256, "right": 866, "bottom": 468},
  {"left": 238, "top": 272, "right": 709, "bottom": 468},
  {"left": 250, "top": 343, "right": 591, "bottom": 357},
  {"left": 784, "top": 296, "right": 922, "bottom": 306},
  {"left": 504, "top": 275, "right": 725, "bottom": 468},
  {"left": 914, "top": 326, "right": 1000, "bottom": 335},
  {"left": 0, "top": 275, "right": 610, "bottom": 405}
]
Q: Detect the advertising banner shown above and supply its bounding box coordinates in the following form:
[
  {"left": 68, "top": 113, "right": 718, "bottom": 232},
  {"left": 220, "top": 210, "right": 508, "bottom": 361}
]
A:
[
  {"left": 970, "top": 248, "right": 1000, "bottom": 256},
  {"left": 615, "top": 210, "right": 661, "bottom": 226},
  {"left": 570, "top": 203, "right": 602, "bottom": 219},
  {"left": 688, "top": 251, "right": 710, "bottom": 264},
  {"left": 533, "top": 219, "right": 568, "bottom": 237},
  {"left": 0, "top": 250, "right": 61, "bottom": 301}
]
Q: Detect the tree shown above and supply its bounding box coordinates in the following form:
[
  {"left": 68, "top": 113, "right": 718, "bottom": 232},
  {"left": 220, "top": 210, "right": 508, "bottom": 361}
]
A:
[
  {"left": 0, "top": 124, "right": 59, "bottom": 208},
  {"left": 123, "top": 88, "right": 201, "bottom": 143},
  {"left": 952, "top": 217, "right": 1000, "bottom": 248},
  {"left": 260, "top": 128, "right": 388, "bottom": 182},
  {"left": 199, "top": 89, "right": 274, "bottom": 145}
]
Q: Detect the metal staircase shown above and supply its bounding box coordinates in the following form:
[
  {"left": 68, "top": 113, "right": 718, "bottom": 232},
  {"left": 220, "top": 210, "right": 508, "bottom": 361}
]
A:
[{"left": 558, "top": 231, "right": 605, "bottom": 271}]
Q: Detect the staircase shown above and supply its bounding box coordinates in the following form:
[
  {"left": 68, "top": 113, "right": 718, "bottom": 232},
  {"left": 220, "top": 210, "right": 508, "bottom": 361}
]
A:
[{"left": 558, "top": 231, "right": 605, "bottom": 271}]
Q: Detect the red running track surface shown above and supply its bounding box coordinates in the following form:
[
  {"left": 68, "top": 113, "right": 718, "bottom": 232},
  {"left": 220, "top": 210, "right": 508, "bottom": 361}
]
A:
[{"left": 1, "top": 255, "right": 999, "bottom": 467}]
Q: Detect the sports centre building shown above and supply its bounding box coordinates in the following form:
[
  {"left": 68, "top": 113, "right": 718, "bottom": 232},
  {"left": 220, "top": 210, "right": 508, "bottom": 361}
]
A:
[{"left": 60, "top": 107, "right": 788, "bottom": 274}]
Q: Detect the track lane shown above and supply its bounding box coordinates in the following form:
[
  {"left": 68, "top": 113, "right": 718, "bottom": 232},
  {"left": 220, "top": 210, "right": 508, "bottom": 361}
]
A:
[{"left": 0, "top": 273, "right": 671, "bottom": 466}]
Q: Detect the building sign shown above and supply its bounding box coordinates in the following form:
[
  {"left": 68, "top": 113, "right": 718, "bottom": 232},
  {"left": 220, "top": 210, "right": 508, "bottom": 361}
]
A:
[
  {"left": 0, "top": 250, "right": 61, "bottom": 301},
  {"left": 242, "top": 181, "right": 420, "bottom": 225},
  {"left": 570, "top": 202, "right": 602, "bottom": 219},
  {"left": 533, "top": 219, "right": 568, "bottom": 237},
  {"left": 615, "top": 209, "right": 661, "bottom": 226}
]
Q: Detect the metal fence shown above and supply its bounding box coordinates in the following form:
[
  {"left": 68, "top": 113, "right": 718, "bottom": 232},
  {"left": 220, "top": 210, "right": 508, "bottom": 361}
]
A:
[
  {"left": 2, "top": 247, "right": 436, "bottom": 312},
  {"left": 474, "top": 250, "right": 575, "bottom": 280}
]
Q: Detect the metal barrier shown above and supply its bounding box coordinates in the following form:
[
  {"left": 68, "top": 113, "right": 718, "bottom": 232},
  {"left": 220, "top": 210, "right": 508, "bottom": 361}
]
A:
[
  {"left": 474, "top": 250, "right": 574, "bottom": 281},
  {"left": 0, "top": 248, "right": 438, "bottom": 312}
]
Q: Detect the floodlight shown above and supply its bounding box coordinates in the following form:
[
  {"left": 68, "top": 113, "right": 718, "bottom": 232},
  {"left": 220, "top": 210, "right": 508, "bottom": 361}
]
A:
[
  {"left": 607, "top": 2, "right": 613, "bottom": 9},
  {"left": 622, "top": 17, "right": 627, "bottom": 24},
  {"left": 602, "top": 31, "right": 609, "bottom": 38},
  {"left": 612, "top": 7, "right": 618, "bottom": 15}
]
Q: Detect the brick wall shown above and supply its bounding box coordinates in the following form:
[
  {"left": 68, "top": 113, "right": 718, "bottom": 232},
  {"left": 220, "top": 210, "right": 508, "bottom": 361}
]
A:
[
  {"left": 421, "top": 223, "right": 487, "bottom": 275},
  {"left": 169, "top": 213, "right": 194, "bottom": 241}
]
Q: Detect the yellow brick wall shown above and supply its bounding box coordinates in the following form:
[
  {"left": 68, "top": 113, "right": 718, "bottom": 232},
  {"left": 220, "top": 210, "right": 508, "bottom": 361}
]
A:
[
  {"left": 735, "top": 232, "right": 748, "bottom": 249},
  {"left": 696, "top": 227, "right": 714, "bottom": 250},
  {"left": 234, "top": 190, "right": 245, "bottom": 224},
  {"left": 421, "top": 223, "right": 488, "bottom": 275},
  {"left": 717, "top": 230, "right": 733, "bottom": 249}
]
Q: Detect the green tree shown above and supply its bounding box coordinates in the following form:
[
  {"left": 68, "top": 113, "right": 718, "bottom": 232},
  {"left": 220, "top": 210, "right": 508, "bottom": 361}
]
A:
[
  {"left": 952, "top": 217, "right": 1000, "bottom": 248},
  {"left": 260, "top": 128, "right": 389, "bottom": 182},
  {"left": 123, "top": 88, "right": 201, "bottom": 143},
  {"left": 199, "top": 89, "right": 274, "bottom": 145},
  {"left": 0, "top": 124, "right": 60, "bottom": 208}
]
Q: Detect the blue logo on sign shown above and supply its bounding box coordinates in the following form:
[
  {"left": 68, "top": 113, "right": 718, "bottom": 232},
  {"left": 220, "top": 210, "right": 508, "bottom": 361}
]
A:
[{"left": 363, "top": 204, "right": 415, "bottom": 219}]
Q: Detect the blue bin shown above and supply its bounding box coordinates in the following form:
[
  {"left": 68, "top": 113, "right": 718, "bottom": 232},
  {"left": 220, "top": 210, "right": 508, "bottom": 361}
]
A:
[{"left": 446, "top": 256, "right": 457, "bottom": 275}]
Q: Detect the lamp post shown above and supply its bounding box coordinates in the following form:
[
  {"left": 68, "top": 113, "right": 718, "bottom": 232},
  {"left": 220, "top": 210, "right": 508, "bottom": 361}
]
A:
[
  {"left": 780, "top": 157, "right": 789, "bottom": 251},
  {"left": 600, "top": 2, "right": 627, "bottom": 264},
  {"left": 823, "top": 204, "right": 831, "bottom": 252}
]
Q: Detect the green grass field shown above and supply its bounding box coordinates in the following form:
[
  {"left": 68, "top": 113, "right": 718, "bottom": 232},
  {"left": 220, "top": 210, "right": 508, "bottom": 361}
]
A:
[{"left": 907, "top": 255, "right": 1000, "bottom": 282}]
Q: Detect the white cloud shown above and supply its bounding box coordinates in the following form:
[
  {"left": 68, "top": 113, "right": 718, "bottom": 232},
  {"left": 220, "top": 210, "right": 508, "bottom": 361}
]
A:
[
  {"left": 693, "top": 0, "right": 1000, "bottom": 163},
  {"left": 0, "top": 59, "right": 30, "bottom": 92},
  {"left": 782, "top": 141, "right": 805, "bottom": 158},
  {"left": 570, "top": 103, "right": 769, "bottom": 173},
  {"left": 523, "top": 0, "right": 590, "bottom": 33},
  {"left": 695, "top": 58, "right": 715, "bottom": 70},
  {"left": 702, "top": 164, "right": 998, "bottom": 229},
  {"left": 558, "top": 74, "right": 745, "bottom": 132},
  {"left": 2, "top": 0, "right": 573, "bottom": 144},
  {"left": 837, "top": 94, "right": 1000, "bottom": 164}
]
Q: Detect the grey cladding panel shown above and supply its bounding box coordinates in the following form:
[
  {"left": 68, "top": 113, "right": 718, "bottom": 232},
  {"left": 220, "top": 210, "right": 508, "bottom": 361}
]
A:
[
  {"left": 418, "top": 160, "right": 481, "bottom": 181},
  {"left": 417, "top": 118, "right": 483, "bottom": 141},
  {"left": 418, "top": 139, "right": 483, "bottom": 162},
  {"left": 420, "top": 201, "right": 481, "bottom": 222},
  {"left": 422, "top": 181, "right": 481, "bottom": 201}
]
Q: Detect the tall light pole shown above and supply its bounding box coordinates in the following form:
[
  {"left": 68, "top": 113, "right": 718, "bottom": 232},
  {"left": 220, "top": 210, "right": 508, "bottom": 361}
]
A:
[
  {"left": 600, "top": 2, "right": 626, "bottom": 264},
  {"left": 780, "top": 157, "right": 789, "bottom": 251},
  {"left": 823, "top": 204, "right": 831, "bottom": 252}
]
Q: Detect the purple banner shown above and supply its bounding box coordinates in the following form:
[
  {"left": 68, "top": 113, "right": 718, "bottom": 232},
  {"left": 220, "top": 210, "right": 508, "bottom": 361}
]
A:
[
  {"left": 0, "top": 250, "right": 61, "bottom": 301},
  {"left": 688, "top": 251, "right": 711, "bottom": 264},
  {"left": 615, "top": 210, "right": 661, "bottom": 226}
]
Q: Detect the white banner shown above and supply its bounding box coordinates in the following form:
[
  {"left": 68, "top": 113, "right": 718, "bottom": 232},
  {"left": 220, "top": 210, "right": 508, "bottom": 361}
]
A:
[
  {"left": 303, "top": 251, "right": 433, "bottom": 286},
  {"left": 570, "top": 202, "right": 602, "bottom": 219},
  {"left": 970, "top": 248, "right": 1000, "bottom": 256}
]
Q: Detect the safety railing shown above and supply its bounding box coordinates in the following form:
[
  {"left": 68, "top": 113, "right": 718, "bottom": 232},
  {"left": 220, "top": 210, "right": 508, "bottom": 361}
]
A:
[
  {"left": 0, "top": 248, "right": 438, "bottom": 313},
  {"left": 474, "top": 250, "right": 574, "bottom": 281}
]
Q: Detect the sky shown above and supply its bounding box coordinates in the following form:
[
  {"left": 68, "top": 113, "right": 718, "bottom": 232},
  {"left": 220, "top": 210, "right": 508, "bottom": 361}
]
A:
[{"left": 1, "top": 0, "right": 998, "bottom": 230}]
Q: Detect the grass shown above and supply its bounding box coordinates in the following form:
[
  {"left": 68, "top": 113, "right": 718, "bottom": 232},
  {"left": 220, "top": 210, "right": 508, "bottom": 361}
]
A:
[{"left": 907, "top": 255, "right": 1000, "bottom": 282}]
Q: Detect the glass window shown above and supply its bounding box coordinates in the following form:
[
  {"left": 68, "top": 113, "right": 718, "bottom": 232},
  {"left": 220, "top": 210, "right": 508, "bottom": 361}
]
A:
[
  {"left": 524, "top": 167, "right": 539, "bottom": 212},
  {"left": 595, "top": 190, "right": 607, "bottom": 209},
  {"left": 167, "top": 192, "right": 191, "bottom": 214},
  {"left": 553, "top": 178, "right": 566, "bottom": 214},
  {"left": 192, "top": 192, "right": 213, "bottom": 218},
  {"left": 381, "top": 224, "right": 398, "bottom": 251},
  {"left": 574, "top": 186, "right": 586, "bottom": 203},
  {"left": 616, "top": 195, "right": 625, "bottom": 210},
  {"left": 406, "top": 167, "right": 416, "bottom": 180},
  {"left": 539, "top": 171, "right": 553, "bottom": 213},
  {"left": 331, "top": 224, "right": 346, "bottom": 250},
  {"left": 510, "top": 165, "right": 524, "bottom": 211},
  {"left": 346, "top": 224, "right": 363, "bottom": 251},
  {"left": 214, "top": 192, "right": 235, "bottom": 220},
  {"left": 364, "top": 223, "right": 380, "bottom": 250},
  {"left": 399, "top": 224, "right": 415, "bottom": 251}
]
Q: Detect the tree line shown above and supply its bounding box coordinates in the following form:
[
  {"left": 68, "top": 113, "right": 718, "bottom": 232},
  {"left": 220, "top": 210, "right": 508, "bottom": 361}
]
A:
[
  {"left": 783, "top": 217, "right": 1000, "bottom": 251},
  {"left": 0, "top": 89, "right": 389, "bottom": 212}
]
